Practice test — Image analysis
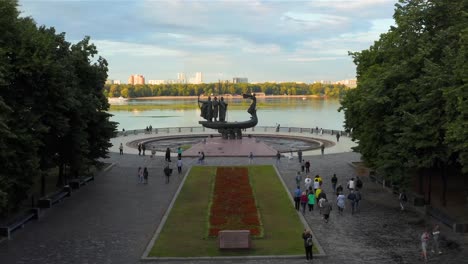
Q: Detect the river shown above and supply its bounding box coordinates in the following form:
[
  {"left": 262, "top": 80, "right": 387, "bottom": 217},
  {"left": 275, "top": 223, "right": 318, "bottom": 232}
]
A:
[{"left": 108, "top": 97, "right": 345, "bottom": 131}]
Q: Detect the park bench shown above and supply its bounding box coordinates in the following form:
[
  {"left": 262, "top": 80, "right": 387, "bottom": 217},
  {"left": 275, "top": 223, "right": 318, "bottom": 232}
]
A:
[
  {"left": 0, "top": 208, "right": 40, "bottom": 239},
  {"left": 69, "top": 175, "right": 94, "bottom": 190},
  {"left": 38, "top": 187, "right": 71, "bottom": 208},
  {"left": 218, "top": 230, "right": 251, "bottom": 249}
]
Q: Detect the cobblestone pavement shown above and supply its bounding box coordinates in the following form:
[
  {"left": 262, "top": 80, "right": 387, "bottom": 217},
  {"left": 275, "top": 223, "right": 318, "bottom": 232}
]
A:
[{"left": 1, "top": 151, "right": 467, "bottom": 264}]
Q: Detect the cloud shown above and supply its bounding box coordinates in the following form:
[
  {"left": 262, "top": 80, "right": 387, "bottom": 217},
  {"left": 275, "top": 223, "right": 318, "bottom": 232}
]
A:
[
  {"left": 17, "top": 0, "right": 397, "bottom": 83},
  {"left": 93, "top": 40, "right": 186, "bottom": 57}
]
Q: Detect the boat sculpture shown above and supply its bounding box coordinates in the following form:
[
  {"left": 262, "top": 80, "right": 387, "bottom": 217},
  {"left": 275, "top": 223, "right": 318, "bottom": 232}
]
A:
[{"left": 198, "top": 93, "right": 258, "bottom": 139}]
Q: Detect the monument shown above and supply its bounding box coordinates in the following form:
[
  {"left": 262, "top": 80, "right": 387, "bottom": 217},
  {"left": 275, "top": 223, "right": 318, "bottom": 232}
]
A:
[{"left": 198, "top": 94, "right": 258, "bottom": 139}]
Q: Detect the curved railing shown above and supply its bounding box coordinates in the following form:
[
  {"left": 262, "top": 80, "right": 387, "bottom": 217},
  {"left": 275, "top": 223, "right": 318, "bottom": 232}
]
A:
[{"left": 116, "top": 126, "right": 351, "bottom": 138}]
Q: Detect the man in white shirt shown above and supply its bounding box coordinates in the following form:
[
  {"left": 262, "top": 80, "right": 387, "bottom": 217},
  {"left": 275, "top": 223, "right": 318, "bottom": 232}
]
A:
[{"left": 348, "top": 178, "right": 355, "bottom": 191}]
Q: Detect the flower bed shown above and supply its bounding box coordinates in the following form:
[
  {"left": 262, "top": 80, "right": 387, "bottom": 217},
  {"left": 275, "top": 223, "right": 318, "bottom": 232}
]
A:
[{"left": 208, "top": 167, "right": 262, "bottom": 237}]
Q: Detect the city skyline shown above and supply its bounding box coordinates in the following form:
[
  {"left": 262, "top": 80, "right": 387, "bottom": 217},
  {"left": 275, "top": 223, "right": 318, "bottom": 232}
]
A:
[{"left": 18, "top": 0, "right": 397, "bottom": 83}]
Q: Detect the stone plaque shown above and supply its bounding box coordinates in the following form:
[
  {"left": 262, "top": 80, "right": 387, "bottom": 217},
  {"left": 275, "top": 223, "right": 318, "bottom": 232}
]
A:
[{"left": 218, "top": 230, "right": 251, "bottom": 249}]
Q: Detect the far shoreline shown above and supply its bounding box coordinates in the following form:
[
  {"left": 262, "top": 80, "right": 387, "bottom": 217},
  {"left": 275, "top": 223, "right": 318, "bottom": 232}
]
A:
[{"left": 117, "top": 94, "right": 327, "bottom": 100}]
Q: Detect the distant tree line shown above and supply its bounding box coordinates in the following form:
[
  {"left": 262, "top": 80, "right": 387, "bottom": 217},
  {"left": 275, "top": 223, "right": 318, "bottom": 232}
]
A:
[
  {"left": 0, "top": 1, "right": 116, "bottom": 215},
  {"left": 104, "top": 82, "right": 350, "bottom": 98},
  {"left": 340, "top": 0, "right": 467, "bottom": 205}
]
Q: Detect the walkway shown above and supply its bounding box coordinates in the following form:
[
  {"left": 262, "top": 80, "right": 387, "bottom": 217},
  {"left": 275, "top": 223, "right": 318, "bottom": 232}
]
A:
[{"left": 0, "top": 132, "right": 467, "bottom": 264}]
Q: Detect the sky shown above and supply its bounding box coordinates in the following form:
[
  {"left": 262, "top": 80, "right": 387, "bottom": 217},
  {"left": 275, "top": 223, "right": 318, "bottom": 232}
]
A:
[{"left": 18, "top": 0, "right": 397, "bottom": 83}]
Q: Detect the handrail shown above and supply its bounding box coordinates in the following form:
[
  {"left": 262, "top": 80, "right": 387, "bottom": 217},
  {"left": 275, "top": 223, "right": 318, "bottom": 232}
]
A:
[{"left": 116, "top": 126, "right": 351, "bottom": 138}]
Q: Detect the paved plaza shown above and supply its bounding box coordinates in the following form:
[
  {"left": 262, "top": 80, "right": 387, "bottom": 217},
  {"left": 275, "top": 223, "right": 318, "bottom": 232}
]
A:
[{"left": 0, "top": 132, "right": 467, "bottom": 264}]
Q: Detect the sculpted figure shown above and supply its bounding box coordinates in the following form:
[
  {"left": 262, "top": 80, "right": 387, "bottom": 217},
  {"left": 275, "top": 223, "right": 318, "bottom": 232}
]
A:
[
  {"left": 212, "top": 96, "right": 219, "bottom": 122},
  {"left": 198, "top": 96, "right": 213, "bottom": 122},
  {"left": 218, "top": 97, "right": 228, "bottom": 122}
]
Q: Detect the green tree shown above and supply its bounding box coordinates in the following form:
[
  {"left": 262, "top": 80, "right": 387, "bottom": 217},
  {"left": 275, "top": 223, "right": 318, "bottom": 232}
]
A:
[{"left": 341, "top": 0, "right": 468, "bottom": 204}]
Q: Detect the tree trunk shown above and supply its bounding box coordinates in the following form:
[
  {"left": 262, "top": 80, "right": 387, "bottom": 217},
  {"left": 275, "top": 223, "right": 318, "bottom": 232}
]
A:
[
  {"left": 428, "top": 172, "right": 432, "bottom": 204},
  {"left": 56, "top": 163, "right": 64, "bottom": 187},
  {"left": 441, "top": 163, "right": 448, "bottom": 207}
]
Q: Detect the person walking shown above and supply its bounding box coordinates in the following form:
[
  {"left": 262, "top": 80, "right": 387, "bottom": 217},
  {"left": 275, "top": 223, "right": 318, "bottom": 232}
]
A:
[
  {"left": 304, "top": 176, "right": 312, "bottom": 191},
  {"left": 421, "top": 229, "right": 430, "bottom": 263},
  {"left": 151, "top": 146, "right": 156, "bottom": 158},
  {"left": 321, "top": 144, "right": 325, "bottom": 155},
  {"left": 347, "top": 190, "right": 357, "bottom": 215},
  {"left": 142, "top": 144, "right": 146, "bottom": 156},
  {"left": 399, "top": 190, "right": 408, "bottom": 210},
  {"left": 336, "top": 132, "right": 340, "bottom": 142},
  {"left": 431, "top": 224, "right": 442, "bottom": 255},
  {"left": 295, "top": 171, "right": 302, "bottom": 187},
  {"left": 302, "top": 229, "right": 313, "bottom": 261},
  {"left": 301, "top": 159, "right": 305, "bottom": 172},
  {"left": 248, "top": 152, "right": 254, "bottom": 165},
  {"left": 298, "top": 149, "right": 302, "bottom": 164},
  {"left": 336, "top": 193, "right": 346, "bottom": 215},
  {"left": 198, "top": 152, "right": 203, "bottom": 164},
  {"left": 201, "top": 151, "right": 205, "bottom": 165},
  {"left": 347, "top": 178, "right": 355, "bottom": 191},
  {"left": 336, "top": 184, "right": 344, "bottom": 194},
  {"left": 354, "top": 189, "right": 362, "bottom": 213},
  {"left": 165, "top": 148, "right": 171, "bottom": 162},
  {"left": 305, "top": 160, "right": 310, "bottom": 173},
  {"left": 294, "top": 186, "right": 301, "bottom": 210},
  {"left": 164, "top": 164, "right": 172, "bottom": 184},
  {"left": 300, "top": 191, "right": 308, "bottom": 214},
  {"left": 276, "top": 151, "right": 281, "bottom": 165},
  {"left": 331, "top": 174, "right": 338, "bottom": 193},
  {"left": 356, "top": 176, "right": 363, "bottom": 190},
  {"left": 119, "top": 143, "right": 123, "bottom": 155},
  {"left": 321, "top": 199, "right": 332, "bottom": 223},
  {"left": 177, "top": 157, "right": 183, "bottom": 174},
  {"left": 143, "top": 167, "right": 149, "bottom": 184},
  {"left": 307, "top": 191, "right": 315, "bottom": 212},
  {"left": 138, "top": 143, "right": 141, "bottom": 156},
  {"left": 177, "top": 147, "right": 182, "bottom": 159},
  {"left": 138, "top": 167, "right": 143, "bottom": 184}
]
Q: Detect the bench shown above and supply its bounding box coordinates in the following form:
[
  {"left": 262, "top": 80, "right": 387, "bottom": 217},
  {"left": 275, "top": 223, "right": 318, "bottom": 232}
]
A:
[
  {"left": 38, "top": 188, "right": 70, "bottom": 208},
  {"left": 218, "top": 230, "right": 251, "bottom": 249},
  {"left": 69, "top": 176, "right": 94, "bottom": 189},
  {"left": 0, "top": 209, "right": 40, "bottom": 239}
]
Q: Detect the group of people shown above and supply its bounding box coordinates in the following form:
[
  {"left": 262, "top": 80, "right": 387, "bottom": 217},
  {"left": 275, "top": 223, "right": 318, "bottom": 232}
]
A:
[
  {"left": 197, "top": 151, "right": 206, "bottom": 164},
  {"left": 199, "top": 96, "right": 228, "bottom": 122},
  {"left": 421, "top": 225, "right": 443, "bottom": 263},
  {"left": 135, "top": 147, "right": 185, "bottom": 185}
]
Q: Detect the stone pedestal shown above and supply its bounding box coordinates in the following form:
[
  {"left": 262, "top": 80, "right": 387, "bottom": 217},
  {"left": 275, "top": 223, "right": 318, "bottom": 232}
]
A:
[{"left": 218, "top": 230, "right": 251, "bottom": 249}]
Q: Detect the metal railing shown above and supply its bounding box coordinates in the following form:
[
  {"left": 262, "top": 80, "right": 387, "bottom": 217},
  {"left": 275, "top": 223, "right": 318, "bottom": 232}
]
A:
[{"left": 116, "top": 126, "right": 351, "bottom": 138}]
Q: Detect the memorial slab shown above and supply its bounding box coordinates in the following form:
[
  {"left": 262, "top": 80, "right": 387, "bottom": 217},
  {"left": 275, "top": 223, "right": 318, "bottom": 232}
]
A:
[{"left": 218, "top": 230, "right": 251, "bottom": 249}]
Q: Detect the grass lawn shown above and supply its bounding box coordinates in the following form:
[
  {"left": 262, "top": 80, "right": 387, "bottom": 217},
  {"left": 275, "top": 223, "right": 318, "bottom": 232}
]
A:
[{"left": 149, "top": 165, "right": 314, "bottom": 257}]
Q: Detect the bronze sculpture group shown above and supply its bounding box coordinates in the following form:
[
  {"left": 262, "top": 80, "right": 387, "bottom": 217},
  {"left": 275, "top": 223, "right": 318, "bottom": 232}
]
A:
[{"left": 198, "top": 94, "right": 258, "bottom": 139}]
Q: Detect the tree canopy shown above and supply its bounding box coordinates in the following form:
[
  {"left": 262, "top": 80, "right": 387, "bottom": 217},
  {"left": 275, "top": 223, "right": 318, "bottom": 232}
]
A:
[
  {"left": 104, "top": 82, "right": 350, "bottom": 98},
  {"left": 0, "top": 1, "right": 116, "bottom": 215},
  {"left": 340, "top": 0, "right": 468, "bottom": 188}
]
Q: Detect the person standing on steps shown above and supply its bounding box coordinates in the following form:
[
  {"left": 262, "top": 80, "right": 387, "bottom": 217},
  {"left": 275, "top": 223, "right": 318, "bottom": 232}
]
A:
[
  {"left": 302, "top": 229, "right": 313, "bottom": 261},
  {"left": 119, "top": 143, "right": 123, "bottom": 155}
]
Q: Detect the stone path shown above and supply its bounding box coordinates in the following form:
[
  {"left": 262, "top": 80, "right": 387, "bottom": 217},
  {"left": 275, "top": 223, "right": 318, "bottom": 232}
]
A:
[{"left": 0, "top": 136, "right": 467, "bottom": 264}]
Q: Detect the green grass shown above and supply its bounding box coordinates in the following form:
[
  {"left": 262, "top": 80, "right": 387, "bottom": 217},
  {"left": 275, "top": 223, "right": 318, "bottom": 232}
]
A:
[{"left": 149, "top": 165, "right": 312, "bottom": 257}]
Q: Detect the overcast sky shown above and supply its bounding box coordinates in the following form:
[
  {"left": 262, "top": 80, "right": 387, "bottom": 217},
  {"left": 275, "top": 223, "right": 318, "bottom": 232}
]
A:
[{"left": 18, "top": 0, "right": 397, "bottom": 83}]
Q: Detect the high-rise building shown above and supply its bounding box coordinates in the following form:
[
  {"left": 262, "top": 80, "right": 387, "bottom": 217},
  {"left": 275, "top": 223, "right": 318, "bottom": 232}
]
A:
[
  {"left": 177, "top": 73, "right": 186, "bottom": 84},
  {"left": 148, "top": 80, "right": 165, "bottom": 85},
  {"left": 195, "top": 72, "right": 203, "bottom": 84},
  {"left": 232, "top": 77, "right": 248, "bottom": 84},
  {"left": 128, "top": 74, "right": 145, "bottom": 85}
]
